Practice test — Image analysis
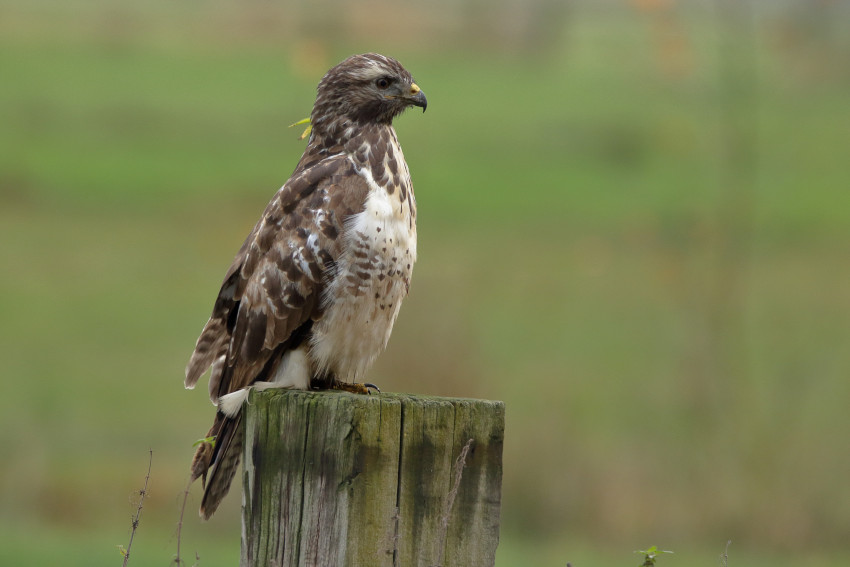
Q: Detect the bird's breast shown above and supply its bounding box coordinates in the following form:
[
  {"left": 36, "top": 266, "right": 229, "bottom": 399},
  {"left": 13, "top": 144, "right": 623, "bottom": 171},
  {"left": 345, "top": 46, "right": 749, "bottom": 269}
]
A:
[{"left": 309, "top": 158, "right": 417, "bottom": 382}]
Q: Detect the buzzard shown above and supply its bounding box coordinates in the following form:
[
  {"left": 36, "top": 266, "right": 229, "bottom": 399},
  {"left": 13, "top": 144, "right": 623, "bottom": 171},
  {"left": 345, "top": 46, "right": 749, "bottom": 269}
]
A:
[{"left": 184, "top": 53, "right": 427, "bottom": 519}]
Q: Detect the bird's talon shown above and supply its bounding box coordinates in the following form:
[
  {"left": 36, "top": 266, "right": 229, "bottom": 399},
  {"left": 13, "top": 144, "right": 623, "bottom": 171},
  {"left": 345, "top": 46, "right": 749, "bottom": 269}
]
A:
[{"left": 328, "top": 381, "right": 381, "bottom": 395}]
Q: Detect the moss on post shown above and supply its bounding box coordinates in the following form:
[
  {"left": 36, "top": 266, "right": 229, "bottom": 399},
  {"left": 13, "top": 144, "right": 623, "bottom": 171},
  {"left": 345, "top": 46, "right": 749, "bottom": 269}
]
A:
[{"left": 241, "top": 389, "right": 504, "bottom": 567}]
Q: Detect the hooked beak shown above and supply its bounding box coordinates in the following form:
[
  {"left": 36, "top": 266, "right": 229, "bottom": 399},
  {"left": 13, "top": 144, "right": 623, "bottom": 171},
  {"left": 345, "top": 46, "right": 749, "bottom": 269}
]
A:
[{"left": 407, "top": 83, "right": 427, "bottom": 112}]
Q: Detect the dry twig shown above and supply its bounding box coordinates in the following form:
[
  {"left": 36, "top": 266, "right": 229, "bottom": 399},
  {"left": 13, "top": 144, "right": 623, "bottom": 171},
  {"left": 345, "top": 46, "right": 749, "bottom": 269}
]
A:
[
  {"left": 121, "top": 449, "right": 152, "bottom": 567},
  {"left": 172, "top": 477, "right": 194, "bottom": 566},
  {"left": 720, "top": 539, "right": 732, "bottom": 567}
]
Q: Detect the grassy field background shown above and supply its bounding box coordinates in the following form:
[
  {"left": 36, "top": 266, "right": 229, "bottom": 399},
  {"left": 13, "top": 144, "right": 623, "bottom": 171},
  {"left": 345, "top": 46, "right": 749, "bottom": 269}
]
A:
[{"left": 2, "top": 1, "right": 850, "bottom": 565}]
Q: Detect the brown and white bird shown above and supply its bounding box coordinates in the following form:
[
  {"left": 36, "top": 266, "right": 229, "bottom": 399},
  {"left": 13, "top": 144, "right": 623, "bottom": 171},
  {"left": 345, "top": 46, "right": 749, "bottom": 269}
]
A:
[{"left": 184, "top": 53, "right": 426, "bottom": 519}]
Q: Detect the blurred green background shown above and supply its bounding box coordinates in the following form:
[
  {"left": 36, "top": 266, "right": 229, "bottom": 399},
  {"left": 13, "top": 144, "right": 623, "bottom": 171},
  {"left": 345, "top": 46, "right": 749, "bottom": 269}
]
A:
[{"left": 2, "top": 0, "right": 850, "bottom": 565}]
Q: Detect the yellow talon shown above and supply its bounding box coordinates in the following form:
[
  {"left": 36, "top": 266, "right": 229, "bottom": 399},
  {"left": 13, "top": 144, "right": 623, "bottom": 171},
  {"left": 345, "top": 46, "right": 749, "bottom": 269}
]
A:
[{"left": 329, "top": 382, "right": 381, "bottom": 395}]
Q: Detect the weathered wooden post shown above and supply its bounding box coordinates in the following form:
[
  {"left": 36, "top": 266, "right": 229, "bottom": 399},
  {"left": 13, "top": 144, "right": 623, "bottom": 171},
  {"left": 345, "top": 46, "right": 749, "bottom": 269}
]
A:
[{"left": 241, "top": 389, "right": 504, "bottom": 567}]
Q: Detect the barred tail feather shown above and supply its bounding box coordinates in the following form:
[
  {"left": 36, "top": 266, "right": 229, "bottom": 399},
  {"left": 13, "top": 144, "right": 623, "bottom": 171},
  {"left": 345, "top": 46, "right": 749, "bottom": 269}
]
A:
[
  {"left": 199, "top": 413, "right": 243, "bottom": 520},
  {"left": 185, "top": 317, "right": 228, "bottom": 389}
]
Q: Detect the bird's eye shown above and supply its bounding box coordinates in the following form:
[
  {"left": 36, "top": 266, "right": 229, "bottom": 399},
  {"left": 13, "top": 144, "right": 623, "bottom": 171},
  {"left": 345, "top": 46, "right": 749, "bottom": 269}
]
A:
[{"left": 375, "top": 77, "right": 391, "bottom": 90}]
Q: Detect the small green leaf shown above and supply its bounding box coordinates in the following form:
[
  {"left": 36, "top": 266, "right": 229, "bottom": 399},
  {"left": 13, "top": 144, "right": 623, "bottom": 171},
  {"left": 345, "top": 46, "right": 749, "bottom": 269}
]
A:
[
  {"left": 636, "top": 546, "right": 673, "bottom": 556},
  {"left": 635, "top": 546, "right": 673, "bottom": 566},
  {"left": 288, "top": 116, "right": 312, "bottom": 140},
  {"left": 192, "top": 436, "right": 216, "bottom": 449}
]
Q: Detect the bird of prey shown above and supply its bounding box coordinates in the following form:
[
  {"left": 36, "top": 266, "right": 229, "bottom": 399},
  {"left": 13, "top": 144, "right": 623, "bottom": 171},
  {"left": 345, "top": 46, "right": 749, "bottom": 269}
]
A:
[{"left": 184, "top": 53, "right": 427, "bottom": 519}]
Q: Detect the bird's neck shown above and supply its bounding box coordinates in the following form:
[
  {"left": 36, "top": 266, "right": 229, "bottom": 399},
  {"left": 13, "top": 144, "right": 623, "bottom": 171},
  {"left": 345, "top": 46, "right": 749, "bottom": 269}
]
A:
[
  {"left": 304, "top": 120, "right": 414, "bottom": 224},
  {"left": 307, "top": 122, "right": 397, "bottom": 169}
]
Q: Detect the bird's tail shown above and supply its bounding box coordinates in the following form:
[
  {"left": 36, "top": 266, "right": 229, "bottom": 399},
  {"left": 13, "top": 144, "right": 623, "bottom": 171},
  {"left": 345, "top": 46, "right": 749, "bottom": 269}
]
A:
[{"left": 190, "top": 412, "right": 244, "bottom": 520}]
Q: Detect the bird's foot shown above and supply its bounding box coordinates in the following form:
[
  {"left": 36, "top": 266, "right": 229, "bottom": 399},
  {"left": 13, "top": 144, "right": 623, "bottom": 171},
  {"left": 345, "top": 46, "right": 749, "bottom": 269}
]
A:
[{"left": 330, "top": 381, "right": 381, "bottom": 395}]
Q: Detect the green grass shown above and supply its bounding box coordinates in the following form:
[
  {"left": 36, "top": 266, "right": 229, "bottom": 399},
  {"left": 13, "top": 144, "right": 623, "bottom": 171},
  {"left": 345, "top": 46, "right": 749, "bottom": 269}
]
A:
[{"left": 2, "top": 1, "right": 850, "bottom": 565}]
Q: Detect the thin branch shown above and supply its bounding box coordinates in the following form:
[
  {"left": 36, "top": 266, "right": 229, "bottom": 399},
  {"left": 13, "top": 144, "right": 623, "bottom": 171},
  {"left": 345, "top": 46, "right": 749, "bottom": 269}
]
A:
[
  {"left": 122, "top": 448, "right": 152, "bottom": 567},
  {"left": 173, "top": 477, "right": 193, "bottom": 566},
  {"left": 720, "top": 539, "right": 732, "bottom": 567}
]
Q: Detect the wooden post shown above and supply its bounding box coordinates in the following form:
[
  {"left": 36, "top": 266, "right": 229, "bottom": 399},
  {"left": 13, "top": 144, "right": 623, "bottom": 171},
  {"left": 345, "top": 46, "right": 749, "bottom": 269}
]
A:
[{"left": 241, "top": 389, "right": 504, "bottom": 567}]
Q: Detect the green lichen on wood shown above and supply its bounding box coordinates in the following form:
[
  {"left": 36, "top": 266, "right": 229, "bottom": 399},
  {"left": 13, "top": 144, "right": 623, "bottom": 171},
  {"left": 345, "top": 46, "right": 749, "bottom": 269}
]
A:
[{"left": 241, "top": 390, "right": 504, "bottom": 567}]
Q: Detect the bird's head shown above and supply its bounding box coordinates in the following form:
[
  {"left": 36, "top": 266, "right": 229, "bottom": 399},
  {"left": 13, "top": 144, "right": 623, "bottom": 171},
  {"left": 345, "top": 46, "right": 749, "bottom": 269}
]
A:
[{"left": 310, "top": 53, "right": 427, "bottom": 138}]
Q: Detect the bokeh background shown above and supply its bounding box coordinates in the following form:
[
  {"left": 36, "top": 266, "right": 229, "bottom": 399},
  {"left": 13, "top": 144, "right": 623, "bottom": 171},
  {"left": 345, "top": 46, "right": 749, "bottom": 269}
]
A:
[{"left": 2, "top": 0, "right": 850, "bottom": 565}]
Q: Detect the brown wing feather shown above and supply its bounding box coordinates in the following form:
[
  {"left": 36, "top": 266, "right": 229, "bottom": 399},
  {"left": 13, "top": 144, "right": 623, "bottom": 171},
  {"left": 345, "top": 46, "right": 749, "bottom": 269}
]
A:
[
  {"left": 185, "top": 154, "right": 366, "bottom": 399},
  {"left": 212, "top": 156, "right": 365, "bottom": 397},
  {"left": 185, "top": 151, "right": 371, "bottom": 517},
  {"left": 184, "top": 227, "right": 258, "bottom": 395}
]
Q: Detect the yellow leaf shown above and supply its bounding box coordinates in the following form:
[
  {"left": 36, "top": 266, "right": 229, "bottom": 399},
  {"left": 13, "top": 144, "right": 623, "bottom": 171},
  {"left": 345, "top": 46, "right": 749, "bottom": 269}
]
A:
[{"left": 288, "top": 117, "right": 312, "bottom": 140}]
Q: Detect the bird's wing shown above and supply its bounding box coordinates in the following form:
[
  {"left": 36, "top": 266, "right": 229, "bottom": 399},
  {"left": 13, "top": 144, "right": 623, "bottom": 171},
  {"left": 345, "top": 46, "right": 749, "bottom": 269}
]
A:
[{"left": 184, "top": 153, "right": 370, "bottom": 403}]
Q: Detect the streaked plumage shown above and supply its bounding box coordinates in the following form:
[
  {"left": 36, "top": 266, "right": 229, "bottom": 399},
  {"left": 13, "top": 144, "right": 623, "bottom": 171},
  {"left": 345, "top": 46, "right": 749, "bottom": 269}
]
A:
[{"left": 184, "top": 53, "right": 426, "bottom": 519}]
